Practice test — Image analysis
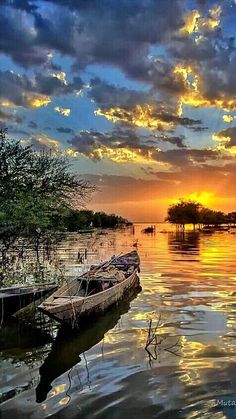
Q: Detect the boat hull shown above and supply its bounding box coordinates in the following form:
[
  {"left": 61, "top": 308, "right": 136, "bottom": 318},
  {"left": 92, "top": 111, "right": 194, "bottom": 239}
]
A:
[
  {"left": 0, "top": 285, "right": 57, "bottom": 321},
  {"left": 38, "top": 271, "right": 140, "bottom": 325}
]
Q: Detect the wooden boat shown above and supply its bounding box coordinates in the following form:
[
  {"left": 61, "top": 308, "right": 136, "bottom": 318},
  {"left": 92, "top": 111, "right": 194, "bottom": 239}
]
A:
[
  {"left": 0, "top": 283, "right": 58, "bottom": 321},
  {"left": 38, "top": 251, "right": 140, "bottom": 325},
  {"left": 36, "top": 284, "right": 141, "bottom": 402},
  {"left": 142, "top": 226, "right": 155, "bottom": 233}
]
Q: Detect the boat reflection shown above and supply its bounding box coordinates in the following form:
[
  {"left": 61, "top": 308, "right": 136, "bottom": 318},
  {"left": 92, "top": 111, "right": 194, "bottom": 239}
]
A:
[
  {"left": 0, "top": 318, "right": 53, "bottom": 357},
  {"left": 36, "top": 284, "right": 141, "bottom": 403}
]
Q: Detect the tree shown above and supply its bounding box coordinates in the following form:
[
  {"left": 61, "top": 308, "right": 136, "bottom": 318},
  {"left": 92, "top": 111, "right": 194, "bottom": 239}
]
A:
[
  {"left": 0, "top": 128, "right": 93, "bottom": 240},
  {"left": 166, "top": 200, "right": 202, "bottom": 230},
  {"left": 227, "top": 212, "right": 236, "bottom": 226}
]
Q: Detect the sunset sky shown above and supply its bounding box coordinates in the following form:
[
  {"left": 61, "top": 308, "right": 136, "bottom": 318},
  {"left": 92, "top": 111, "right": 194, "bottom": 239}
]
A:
[{"left": 1, "top": 0, "right": 236, "bottom": 221}]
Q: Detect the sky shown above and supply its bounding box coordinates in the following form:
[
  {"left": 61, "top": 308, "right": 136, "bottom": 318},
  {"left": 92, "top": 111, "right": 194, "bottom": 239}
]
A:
[{"left": 0, "top": 0, "right": 236, "bottom": 221}]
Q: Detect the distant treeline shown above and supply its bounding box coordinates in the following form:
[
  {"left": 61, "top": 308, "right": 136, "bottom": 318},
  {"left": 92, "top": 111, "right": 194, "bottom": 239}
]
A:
[
  {"left": 166, "top": 200, "right": 236, "bottom": 230},
  {"left": 63, "top": 209, "right": 129, "bottom": 231}
]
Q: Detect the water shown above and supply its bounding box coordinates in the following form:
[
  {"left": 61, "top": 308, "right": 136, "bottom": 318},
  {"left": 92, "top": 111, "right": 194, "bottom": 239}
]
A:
[{"left": 1, "top": 224, "right": 236, "bottom": 418}]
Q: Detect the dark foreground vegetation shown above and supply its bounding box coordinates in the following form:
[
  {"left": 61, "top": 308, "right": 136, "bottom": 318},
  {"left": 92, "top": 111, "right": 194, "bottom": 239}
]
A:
[
  {"left": 0, "top": 128, "right": 128, "bottom": 241},
  {"left": 0, "top": 128, "right": 128, "bottom": 276},
  {"left": 167, "top": 200, "right": 236, "bottom": 230}
]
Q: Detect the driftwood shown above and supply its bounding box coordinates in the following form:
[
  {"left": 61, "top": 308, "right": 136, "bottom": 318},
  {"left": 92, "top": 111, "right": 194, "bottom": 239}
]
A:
[{"left": 145, "top": 314, "right": 182, "bottom": 365}]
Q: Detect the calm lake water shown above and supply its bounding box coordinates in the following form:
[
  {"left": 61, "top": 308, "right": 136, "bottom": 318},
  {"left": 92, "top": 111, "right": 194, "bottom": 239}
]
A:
[{"left": 1, "top": 223, "right": 236, "bottom": 418}]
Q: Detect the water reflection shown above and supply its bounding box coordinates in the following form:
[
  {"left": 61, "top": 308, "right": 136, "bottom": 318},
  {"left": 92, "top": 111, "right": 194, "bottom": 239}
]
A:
[
  {"left": 168, "top": 230, "right": 200, "bottom": 256},
  {"left": 0, "top": 224, "right": 236, "bottom": 419},
  {"left": 36, "top": 286, "right": 141, "bottom": 403}
]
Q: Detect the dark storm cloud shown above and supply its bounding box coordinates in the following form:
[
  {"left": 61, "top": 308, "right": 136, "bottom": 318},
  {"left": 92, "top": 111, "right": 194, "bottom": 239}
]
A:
[
  {"left": 88, "top": 78, "right": 149, "bottom": 110},
  {"left": 0, "top": 70, "right": 83, "bottom": 108},
  {"left": 1, "top": 0, "right": 235, "bottom": 109},
  {"left": 152, "top": 148, "right": 221, "bottom": 167},
  {"left": 216, "top": 126, "right": 236, "bottom": 148},
  {"left": 151, "top": 134, "right": 186, "bottom": 148},
  {"left": 0, "top": 0, "right": 184, "bottom": 78}
]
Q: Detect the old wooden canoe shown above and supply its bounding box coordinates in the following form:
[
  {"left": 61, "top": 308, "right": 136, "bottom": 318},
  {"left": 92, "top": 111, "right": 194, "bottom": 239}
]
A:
[
  {"left": 0, "top": 283, "right": 58, "bottom": 321},
  {"left": 38, "top": 251, "right": 140, "bottom": 325}
]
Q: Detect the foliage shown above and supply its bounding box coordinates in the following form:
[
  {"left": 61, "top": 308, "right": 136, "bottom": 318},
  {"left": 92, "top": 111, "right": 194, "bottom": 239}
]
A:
[
  {"left": 166, "top": 199, "right": 231, "bottom": 228},
  {"left": 166, "top": 200, "right": 202, "bottom": 228},
  {"left": 0, "top": 128, "right": 93, "bottom": 240},
  {"left": 63, "top": 209, "right": 128, "bottom": 230}
]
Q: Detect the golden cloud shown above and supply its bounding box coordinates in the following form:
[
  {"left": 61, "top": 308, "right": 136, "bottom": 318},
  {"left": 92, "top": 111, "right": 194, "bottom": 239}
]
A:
[
  {"left": 89, "top": 146, "right": 156, "bottom": 163},
  {"left": 181, "top": 5, "right": 221, "bottom": 36},
  {"left": 180, "top": 10, "right": 200, "bottom": 35},
  {"left": 223, "top": 115, "right": 235, "bottom": 123},
  {"left": 52, "top": 72, "right": 67, "bottom": 85},
  {"left": 174, "top": 65, "right": 236, "bottom": 112},
  {"left": 212, "top": 132, "right": 236, "bottom": 155},
  {"left": 0, "top": 100, "right": 16, "bottom": 108},
  {"left": 95, "top": 104, "right": 175, "bottom": 130},
  {"left": 1, "top": 95, "right": 51, "bottom": 109},
  {"left": 26, "top": 94, "right": 51, "bottom": 108},
  {"left": 54, "top": 106, "right": 71, "bottom": 116}
]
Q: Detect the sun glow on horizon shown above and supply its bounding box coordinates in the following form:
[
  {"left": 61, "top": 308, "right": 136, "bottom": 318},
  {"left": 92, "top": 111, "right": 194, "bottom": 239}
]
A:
[{"left": 171, "top": 191, "right": 215, "bottom": 207}]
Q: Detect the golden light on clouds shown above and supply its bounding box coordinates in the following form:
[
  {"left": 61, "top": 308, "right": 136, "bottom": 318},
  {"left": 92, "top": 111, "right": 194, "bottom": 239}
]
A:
[
  {"left": 1, "top": 100, "right": 16, "bottom": 108},
  {"left": 180, "top": 10, "right": 200, "bottom": 34},
  {"left": 223, "top": 115, "right": 235, "bottom": 123},
  {"left": 212, "top": 133, "right": 231, "bottom": 143},
  {"left": 1, "top": 96, "right": 51, "bottom": 109},
  {"left": 212, "top": 132, "right": 236, "bottom": 155},
  {"left": 37, "top": 135, "right": 60, "bottom": 149},
  {"left": 181, "top": 5, "right": 221, "bottom": 35},
  {"left": 95, "top": 104, "right": 174, "bottom": 130},
  {"left": 26, "top": 95, "right": 51, "bottom": 108},
  {"left": 52, "top": 71, "right": 67, "bottom": 85},
  {"left": 65, "top": 148, "right": 79, "bottom": 157},
  {"left": 174, "top": 65, "right": 236, "bottom": 112},
  {"left": 54, "top": 106, "right": 71, "bottom": 116},
  {"left": 22, "top": 134, "right": 60, "bottom": 149},
  {"left": 198, "top": 5, "right": 221, "bottom": 31},
  {"left": 182, "top": 191, "right": 215, "bottom": 207},
  {"left": 88, "top": 146, "right": 156, "bottom": 163}
]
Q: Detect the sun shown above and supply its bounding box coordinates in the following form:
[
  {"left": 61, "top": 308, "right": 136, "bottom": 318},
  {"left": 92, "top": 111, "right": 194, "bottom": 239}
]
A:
[{"left": 171, "top": 191, "right": 215, "bottom": 207}]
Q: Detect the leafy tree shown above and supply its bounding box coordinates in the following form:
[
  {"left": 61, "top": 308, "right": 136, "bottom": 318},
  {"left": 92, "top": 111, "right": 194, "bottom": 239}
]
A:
[
  {"left": 227, "top": 212, "right": 236, "bottom": 226},
  {"left": 0, "top": 128, "right": 93, "bottom": 240},
  {"left": 166, "top": 200, "right": 202, "bottom": 230}
]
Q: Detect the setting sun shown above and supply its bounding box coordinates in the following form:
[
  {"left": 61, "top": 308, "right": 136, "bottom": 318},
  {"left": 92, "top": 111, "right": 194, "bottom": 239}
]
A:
[{"left": 171, "top": 191, "right": 215, "bottom": 207}]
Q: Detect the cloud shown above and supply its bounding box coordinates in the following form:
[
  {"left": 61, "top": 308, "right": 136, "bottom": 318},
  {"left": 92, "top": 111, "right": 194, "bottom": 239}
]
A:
[
  {"left": 69, "top": 128, "right": 220, "bottom": 166},
  {"left": 28, "top": 120, "right": 38, "bottom": 129},
  {"left": 84, "top": 162, "right": 236, "bottom": 207},
  {"left": 54, "top": 106, "right": 71, "bottom": 117},
  {"left": 213, "top": 127, "right": 236, "bottom": 152},
  {"left": 25, "top": 134, "right": 61, "bottom": 152},
  {"left": 90, "top": 78, "right": 203, "bottom": 131},
  {"left": 0, "top": 107, "right": 22, "bottom": 123},
  {"left": 69, "top": 129, "right": 155, "bottom": 163},
  {"left": 0, "top": 69, "right": 83, "bottom": 109},
  {"left": 56, "top": 127, "right": 75, "bottom": 134},
  {"left": 0, "top": 70, "right": 51, "bottom": 108},
  {"left": 1, "top": 1, "right": 235, "bottom": 116},
  {"left": 223, "top": 115, "right": 235, "bottom": 123}
]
